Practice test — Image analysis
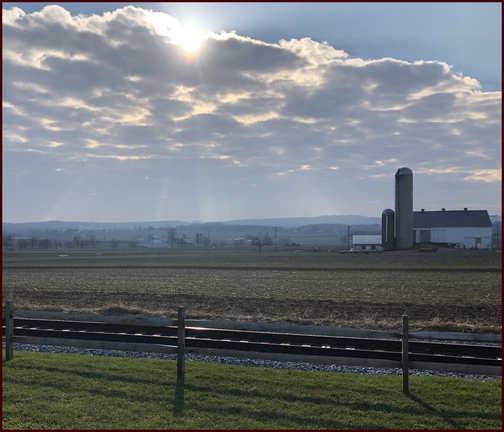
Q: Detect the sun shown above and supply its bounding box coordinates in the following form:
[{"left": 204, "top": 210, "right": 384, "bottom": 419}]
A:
[
  {"left": 146, "top": 13, "right": 206, "bottom": 53},
  {"left": 171, "top": 24, "right": 206, "bottom": 53}
]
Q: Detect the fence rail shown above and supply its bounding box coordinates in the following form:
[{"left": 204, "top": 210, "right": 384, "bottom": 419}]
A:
[
  {"left": 2, "top": 301, "right": 501, "bottom": 395},
  {"left": 7, "top": 307, "right": 502, "bottom": 342}
]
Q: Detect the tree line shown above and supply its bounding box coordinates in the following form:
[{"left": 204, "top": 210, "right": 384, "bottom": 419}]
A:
[{"left": 2, "top": 234, "right": 121, "bottom": 251}]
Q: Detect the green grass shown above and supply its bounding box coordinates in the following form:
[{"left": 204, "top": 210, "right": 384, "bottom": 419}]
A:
[{"left": 2, "top": 350, "right": 501, "bottom": 429}]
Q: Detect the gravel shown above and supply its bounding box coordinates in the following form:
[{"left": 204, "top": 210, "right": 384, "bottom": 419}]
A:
[{"left": 5, "top": 342, "right": 501, "bottom": 381}]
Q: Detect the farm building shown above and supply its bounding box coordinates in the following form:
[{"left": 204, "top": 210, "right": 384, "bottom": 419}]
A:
[
  {"left": 138, "top": 238, "right": 166, "bottom": 248},
  {"left": 351, "top": 235, "right": 383, "bottom": 251},
  {"left": 413, "top": 209, "right": 492, "bottom": 249}
]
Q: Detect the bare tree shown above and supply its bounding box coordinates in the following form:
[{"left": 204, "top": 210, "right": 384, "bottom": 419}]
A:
[
  {"left": 89, "top": 235, "right": 99, "bottom": 248},
  {"left": 39, "top": 239, "right": 52, "bottom": 250},
  {"left": 168, "top": 228, "right": 177, "bottom": 247},
  {"left": 72, "top": 235, "right": 88, "bottom": 248},
  {"left": 29, "top": 236, "right": 38, "bottom": 249},
  {"left": 251, "top": 236, "right": 261, "bottom": 252},
  {"left": 251, "top": 233, "right": 273, "bottom": 252},
  {"left": 111, "top": 238, "right": 120, "bottom": 249},
  {"left": 233, "top": 238, "right": 244, "bottom": 252},
  {"left": 3, "top": 235, "right": 13, "bottom": 250},
  {"left": 18, "top": 239, "right": 28, "bottom": 251},
  {"left": 251, "top": 236, "right": 267, "bottom": 253}
]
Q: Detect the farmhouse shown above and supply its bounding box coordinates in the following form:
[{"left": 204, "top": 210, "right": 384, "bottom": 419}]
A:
[{"left": 413, "top": 208, "right": 492, "bottom": 249}]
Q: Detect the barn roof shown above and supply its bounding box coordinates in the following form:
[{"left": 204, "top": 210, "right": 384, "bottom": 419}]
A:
[{"left": 413, "top": 210, "right": 492, "bottom": 229}]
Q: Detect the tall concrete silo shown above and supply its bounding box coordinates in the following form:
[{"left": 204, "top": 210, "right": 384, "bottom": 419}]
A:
[
  {"left": 381, "top": 209, "right": 395, "bottom": 251},
  {"left": 394, "top": 167, "right": 413, "bottom": 250}
]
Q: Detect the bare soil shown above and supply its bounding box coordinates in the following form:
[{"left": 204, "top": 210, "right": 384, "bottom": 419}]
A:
[{"left": 3, "top": 248, "right": 501, "bottom": 333}]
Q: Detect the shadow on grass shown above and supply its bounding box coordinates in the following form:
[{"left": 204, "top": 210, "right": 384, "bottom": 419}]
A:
[
  {"left": 198, "top": 404, "right": 388, "bottom": 430},
  {"left": 173, "top": 377, "right": 184, "bottom": 417},
  {"left": 408, "top": 394, "right": 436, "bottom": 412},
  {"left": 181, "top": 381, "right": 502, "bottom": 428},
  {"left": 5, "top": 362, "right": 171, "bottom": 387},
  {"left": 407, "top": 394, "right": 461, "bottom": 430},
  {"left": 2, "top": 363, "right": 175, "bottom": 405},
  {"left": 5, "top": 362, "right": 501, "bottom": 429}
]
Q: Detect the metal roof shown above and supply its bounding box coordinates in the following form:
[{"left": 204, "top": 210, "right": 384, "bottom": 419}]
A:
[{"left": 413, "top": 210, "right": 492, "bottom": 229}]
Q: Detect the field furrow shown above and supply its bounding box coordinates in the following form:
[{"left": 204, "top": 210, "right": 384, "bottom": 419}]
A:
[{"left": 3, "top": 251, "right": 501, "bottom": 333}]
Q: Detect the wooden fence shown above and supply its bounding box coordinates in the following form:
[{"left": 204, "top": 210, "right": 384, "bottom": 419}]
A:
[{"left": 2, "top": 301, "right": 501, "bottom": 395}]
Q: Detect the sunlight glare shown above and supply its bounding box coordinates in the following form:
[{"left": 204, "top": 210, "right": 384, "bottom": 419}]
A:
[
  {"left": 147, "top": 12, "right": 206, "bottom": 53},
  {"left": 171, "top": 24, "right": 206, "bottom": 53}
]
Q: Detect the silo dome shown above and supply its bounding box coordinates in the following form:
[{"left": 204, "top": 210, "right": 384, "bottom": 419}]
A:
[{"left": 396, "top": 167, "right": 413, "bottom": 176}]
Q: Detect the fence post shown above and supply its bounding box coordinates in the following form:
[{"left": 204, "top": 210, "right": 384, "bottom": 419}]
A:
[
  {"left": 402, "top": 314, "right": 409, "bottom": 395},
  {"left": 4, "top": 300, "right": 14, "bottom": 361},
  {"left": 177, "top": 306, "right": 185, "bottom": 377}
]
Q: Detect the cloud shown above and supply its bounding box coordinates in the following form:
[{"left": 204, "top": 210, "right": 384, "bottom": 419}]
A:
[
  {"left": 463, "top": 169, "right": 501, "bottom": 183},
  {"left": 2, "top": 5, "right": 501, "bottom": 222}
]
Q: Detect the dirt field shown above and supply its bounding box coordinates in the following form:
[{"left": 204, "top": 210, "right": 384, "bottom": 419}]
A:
[{"left": 2, "top": 248, "right": 501, "bottom": 333}]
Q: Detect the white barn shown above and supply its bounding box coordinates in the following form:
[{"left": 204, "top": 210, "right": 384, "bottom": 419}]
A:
[{"left": 413, "top": 209, "right": 492, "bottom": 249}]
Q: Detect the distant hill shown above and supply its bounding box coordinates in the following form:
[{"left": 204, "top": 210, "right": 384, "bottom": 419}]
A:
[
  {"left": 2, "top": 215, "right": 381, "bottom": 234},
  {"left": 1, "top": 220, "right": 191, "bottom": 234},
  {"left": 223, "top": 215, "right": 381, "bottom": 227}
]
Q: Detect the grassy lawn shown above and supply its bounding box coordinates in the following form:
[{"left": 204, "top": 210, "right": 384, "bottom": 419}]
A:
[{"left": 2, "top": 350, "right": 501, "bottom": 429}]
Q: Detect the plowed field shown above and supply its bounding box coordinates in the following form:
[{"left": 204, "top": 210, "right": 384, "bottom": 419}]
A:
[{"left": 3, "top": 248, "right": 501, "bottom": 333}]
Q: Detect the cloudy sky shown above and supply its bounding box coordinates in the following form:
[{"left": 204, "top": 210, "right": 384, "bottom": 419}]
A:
[{"left": 2, "top": 3, "right": 501, "bottom": 223}]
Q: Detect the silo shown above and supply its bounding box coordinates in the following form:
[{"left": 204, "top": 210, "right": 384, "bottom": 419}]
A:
[
  {"left": 394, "top": 167, "right": 413, "bottom": 250},
  {"left": 381, "top": 209, "right": 395, "bottom": 251}
]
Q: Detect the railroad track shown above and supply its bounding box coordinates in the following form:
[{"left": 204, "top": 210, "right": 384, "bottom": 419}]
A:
[{"left": 3, "top": 318, "right": 501, "bottom": 369}]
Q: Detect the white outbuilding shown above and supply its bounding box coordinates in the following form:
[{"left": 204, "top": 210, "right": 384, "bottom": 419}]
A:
[
  {"left": 413, "top": 208, "right": 492, "bottom": 249},
  {"left": 351, "top": 235, "right": 383, "bottom": 251}
]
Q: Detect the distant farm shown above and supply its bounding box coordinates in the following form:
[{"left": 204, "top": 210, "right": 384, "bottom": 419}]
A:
[
  {"left": 1, "top": 219, "right": 384, "bottom": 252},
  {"left": 2, "top": 247, "right": 501, "bottom": 334}
]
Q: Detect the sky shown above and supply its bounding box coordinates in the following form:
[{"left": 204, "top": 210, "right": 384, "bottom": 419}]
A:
[{"left": 2, "top": 3, "right": 502, "bottom": 223}]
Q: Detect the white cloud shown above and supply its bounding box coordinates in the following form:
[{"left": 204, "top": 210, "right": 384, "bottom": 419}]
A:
[
  {"left": 2, "top": 5, "right": 501, "bottom": 222},
  {"left": 464, "top": 169, "right": 501, "bottom": 183}
]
